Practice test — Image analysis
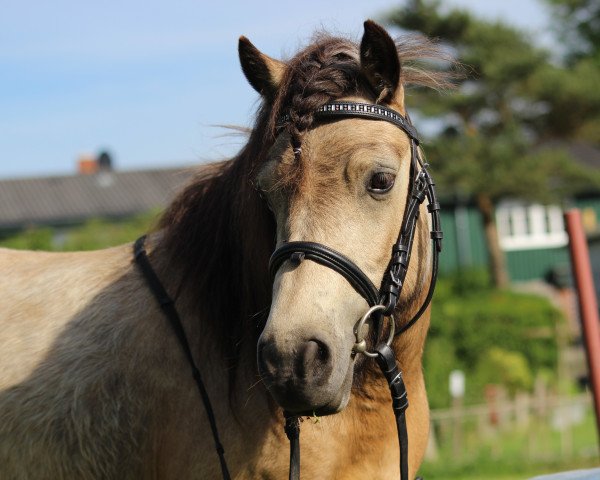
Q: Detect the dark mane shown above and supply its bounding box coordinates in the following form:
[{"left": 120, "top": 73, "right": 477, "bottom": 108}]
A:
[{"left": 155, "top": 32, "right": 453, "bottom": 377}]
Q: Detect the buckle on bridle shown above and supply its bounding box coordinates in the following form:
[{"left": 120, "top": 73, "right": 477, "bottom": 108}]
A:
[{"left": 352, "top": 304, "right": 395, "bottom": 358}]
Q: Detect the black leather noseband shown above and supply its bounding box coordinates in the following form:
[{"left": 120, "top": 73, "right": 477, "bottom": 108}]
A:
[{"left": 269, "top": 241, "right": 380, "bottom": 307}]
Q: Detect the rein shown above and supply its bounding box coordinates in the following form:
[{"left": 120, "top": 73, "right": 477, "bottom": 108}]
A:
[
  {"left": 133, "top": 237, "right": 231, "bottom": 480},
  {"left": 133, "top": 101, "right": 441, "bottom": 480}
]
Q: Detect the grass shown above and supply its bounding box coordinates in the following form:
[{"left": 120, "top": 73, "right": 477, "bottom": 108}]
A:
[{"left": 418, "top": 410, "right": 599, "bottom": 479}]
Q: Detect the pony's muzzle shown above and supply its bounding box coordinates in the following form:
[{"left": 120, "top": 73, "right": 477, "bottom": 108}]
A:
[{"left": 257, "top": 335, "right": 337, "bottom": 413}]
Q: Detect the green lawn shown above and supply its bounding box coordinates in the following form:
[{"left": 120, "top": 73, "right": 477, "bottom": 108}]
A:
[{"left": 418, "top": 410, "right": 598, "bottom": 479}]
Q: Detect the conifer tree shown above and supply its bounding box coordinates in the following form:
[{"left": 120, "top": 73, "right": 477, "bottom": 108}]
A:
[{"left": 387, "top": 0, "right": 598, "bottom": 287}]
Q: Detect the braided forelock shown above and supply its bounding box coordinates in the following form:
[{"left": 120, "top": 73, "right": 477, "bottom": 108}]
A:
[{"left": 268, "top": 37, "right": 363, "bottom": 160}]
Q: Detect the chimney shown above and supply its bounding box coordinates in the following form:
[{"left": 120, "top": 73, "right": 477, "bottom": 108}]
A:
[{"left": 77, "top": 154, "right": 98, "bottom": 175}]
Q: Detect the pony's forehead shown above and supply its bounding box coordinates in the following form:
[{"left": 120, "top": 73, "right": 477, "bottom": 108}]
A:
[{"left": 306, "top": 118, "right": 410, "bottom": 156}]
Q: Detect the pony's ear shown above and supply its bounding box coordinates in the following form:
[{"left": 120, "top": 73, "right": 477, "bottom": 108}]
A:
[
  {"left": 360, "top": 20, "right": 403, "bottom": 107},
  {"left": 238, "top": 36, "right": 285, "bottom": 97}
]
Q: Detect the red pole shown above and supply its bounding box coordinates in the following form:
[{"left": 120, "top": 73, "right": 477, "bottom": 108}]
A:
[{"left": 564, "top": 209, "right": 600, "bottom": 452}]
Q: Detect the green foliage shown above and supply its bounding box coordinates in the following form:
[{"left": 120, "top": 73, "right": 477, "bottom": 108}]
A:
[
  {"left": 0, "top": 227, "right": 54, "bottom": 250},
  {"left": 62, "top": 211, "right": 160, "bottom": 251},
  {"left": 419, "top": 409, "right": 598, "bottom": 479},
  {"left": 545, "top": 0, "right": 600, "bottom": 63},
  {"left": 475, "top": 347, "right": 533, "bottom": 395},
  {"left": 0, "top": 210, "right": 159, "bottom": 252},
  {"left": 387, "top": 0, "right": 599, "bottom": 202},
  {"left": 425, "top": 270, "right": 562, "bottom": 408},
  {"left": 541, "top": 0, "right": 600, "bottom": 143},
  {"left": 526, "top": 57, "right": 600, "bottom": 142}
]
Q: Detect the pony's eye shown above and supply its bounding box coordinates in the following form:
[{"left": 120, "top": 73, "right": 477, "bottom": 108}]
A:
[{"left": 368, "top": 172, "right": 396, "bottom": 194}]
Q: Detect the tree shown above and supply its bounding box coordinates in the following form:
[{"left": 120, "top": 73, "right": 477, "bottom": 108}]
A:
[
  {"left": 545, "top": 0, "right": 600, "bottom": 63},
  {"left": 536, "top": 0, "right": 600, "bottom": 144},
  {"left": 386, "top": 0, "right": 598, "bottom": 287}
]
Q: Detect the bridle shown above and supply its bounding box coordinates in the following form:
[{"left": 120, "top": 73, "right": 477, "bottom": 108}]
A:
[
  {"left": 133, "top": 101, "right": 442, "bottom": 480},
  {"left": 269, "top": 101, "right": 442, "bottom": 480}
]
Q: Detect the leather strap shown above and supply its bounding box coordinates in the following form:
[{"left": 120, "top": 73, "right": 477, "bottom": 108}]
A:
[
  {"left": 284, "top": 413, "right": 301, "bottom": 480},
  {"left": 133, "top": 236, "right": 232, "bottom": 480},
  {"left": 398, "top": 170, "right": 442, "bottom": 334},
  {"left": 269, "top": 241, "right": 380, "bottom": 307},
  {"left": 375, "top": 343, "right": 409, "bottom": 480},
  {"left": 280, "top": 101, "right": 419, "bottom": 142}
]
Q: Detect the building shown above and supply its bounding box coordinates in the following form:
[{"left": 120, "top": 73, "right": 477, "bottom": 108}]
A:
[
  {"left": 439, "top": 197, "right": 600, "bottom": 282},
  {"left": 439, "top": 141, "right": 600, "bottom": 285},
  {"left": 0, "top": 162, "right": 193, "bottom": 236}
]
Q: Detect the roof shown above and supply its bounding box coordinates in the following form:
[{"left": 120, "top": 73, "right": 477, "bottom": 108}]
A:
[
  {"left": 542, "top": 140, "right": 600, "bottom": 170},
  {"left": 0, "top": 167, "right": 195, "bottom": 230}
]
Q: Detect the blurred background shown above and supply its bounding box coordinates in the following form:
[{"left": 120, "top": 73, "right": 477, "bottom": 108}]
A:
[{"left": 1, "top": 1, "right": 600, "bottom": 478}]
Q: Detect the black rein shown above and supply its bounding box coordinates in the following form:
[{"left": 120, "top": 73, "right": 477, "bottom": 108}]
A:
[{"left": 133, "top": 236, "right": 231, "bottom": 480}]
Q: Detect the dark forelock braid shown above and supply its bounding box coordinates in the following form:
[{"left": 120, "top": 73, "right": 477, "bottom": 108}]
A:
[{"left": 274, "top": 38, "right": 363, "bottom": 160}]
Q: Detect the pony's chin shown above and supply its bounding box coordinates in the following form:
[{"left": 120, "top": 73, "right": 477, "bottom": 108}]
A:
[
  {"left": 273, "top": 365, "right": 354, "bottom": 417},
  {"left": 280, "top": 392, "right": 350, "bottom": 417},
  {"left": 317, "top": 370, "right": 353, "bottom": 415},
  {"left": 314, "top": 388, "right": 351, "bottom": 416}
]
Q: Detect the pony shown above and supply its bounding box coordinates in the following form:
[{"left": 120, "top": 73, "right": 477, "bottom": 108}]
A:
[{"left": 0, "top": 20, "right": 450, "bottom": 479}]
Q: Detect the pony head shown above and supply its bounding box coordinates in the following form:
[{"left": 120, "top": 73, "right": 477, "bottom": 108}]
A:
[{"left": 240, "top": 21, "right": 442, "bottom": 414}]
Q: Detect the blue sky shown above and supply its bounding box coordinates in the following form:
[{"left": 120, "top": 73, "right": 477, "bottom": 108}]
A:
[{"left": 0, "top": 0, "right": 551, "bottom": 179}]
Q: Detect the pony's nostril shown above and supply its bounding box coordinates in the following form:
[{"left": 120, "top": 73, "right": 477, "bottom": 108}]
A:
[
  {"left": 302, "top": 341, "right": 319, "bottom": 371},
  {"left": 296, "top": 338, "right": 332, "bottom": 384},
  {"left": 312, "top": 338, "right": 330, "bottom": 363},
  {"left": 258, "top": 335, "right": 335, "bottom": 395},
  {"left": 257, "top": 341, "right": 280, "bottom": 378}
]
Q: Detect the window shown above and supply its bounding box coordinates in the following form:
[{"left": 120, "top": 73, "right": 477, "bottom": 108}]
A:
[{"left": 496, "top": 201, "right": 567, "bottom": 250}]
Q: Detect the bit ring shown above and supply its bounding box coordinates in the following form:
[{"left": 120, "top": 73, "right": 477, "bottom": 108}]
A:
[{"left": 353, "top": 304, "right": 395, "bottom": 358}]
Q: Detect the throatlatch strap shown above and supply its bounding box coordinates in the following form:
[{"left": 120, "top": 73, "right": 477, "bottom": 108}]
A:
[{"left": 134, "top": 236, "right": 231, "bottom": 480}]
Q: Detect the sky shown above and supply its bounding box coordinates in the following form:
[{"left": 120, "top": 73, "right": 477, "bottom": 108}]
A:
[{"left": 0, "top": 0, "right": 553, "bottom": 179}]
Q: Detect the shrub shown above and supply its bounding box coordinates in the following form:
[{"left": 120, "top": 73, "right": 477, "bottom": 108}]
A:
[{"left": 425, "top": 269, "right": 562, "bottom": 408}]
